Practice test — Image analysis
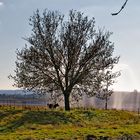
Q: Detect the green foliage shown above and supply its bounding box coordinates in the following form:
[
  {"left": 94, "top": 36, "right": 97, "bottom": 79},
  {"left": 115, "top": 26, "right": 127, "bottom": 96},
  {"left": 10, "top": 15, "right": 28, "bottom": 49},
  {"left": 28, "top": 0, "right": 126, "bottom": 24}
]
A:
[{"left": 0, "top": 107, "right": 140, "bottom": 139}]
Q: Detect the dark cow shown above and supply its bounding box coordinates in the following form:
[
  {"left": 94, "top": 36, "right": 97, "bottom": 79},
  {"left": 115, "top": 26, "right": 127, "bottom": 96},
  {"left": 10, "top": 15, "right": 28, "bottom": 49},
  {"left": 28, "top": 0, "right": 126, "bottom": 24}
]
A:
[{"left": 47, "top": 103, "right": 59, "bottom": 109}]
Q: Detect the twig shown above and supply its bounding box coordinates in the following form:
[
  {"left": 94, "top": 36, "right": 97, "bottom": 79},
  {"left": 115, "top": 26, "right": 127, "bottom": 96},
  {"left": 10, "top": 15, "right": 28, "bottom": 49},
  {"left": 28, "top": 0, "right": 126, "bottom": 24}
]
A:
[{"left": 111, "top": 0, "right": 128, "bottom": 16}]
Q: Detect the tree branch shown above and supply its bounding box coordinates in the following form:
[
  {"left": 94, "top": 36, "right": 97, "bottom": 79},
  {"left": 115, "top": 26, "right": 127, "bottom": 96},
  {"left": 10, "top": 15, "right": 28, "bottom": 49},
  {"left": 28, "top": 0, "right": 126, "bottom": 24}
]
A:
[{"left": 111, "top": 0, "right": 128, "bottom": 16}]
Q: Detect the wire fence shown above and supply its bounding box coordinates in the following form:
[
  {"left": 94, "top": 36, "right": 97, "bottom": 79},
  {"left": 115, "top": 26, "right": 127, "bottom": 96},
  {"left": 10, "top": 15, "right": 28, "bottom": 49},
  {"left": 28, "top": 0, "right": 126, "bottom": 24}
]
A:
[{"left": 0, "top": 99, "right": 48, "bottom": 110}]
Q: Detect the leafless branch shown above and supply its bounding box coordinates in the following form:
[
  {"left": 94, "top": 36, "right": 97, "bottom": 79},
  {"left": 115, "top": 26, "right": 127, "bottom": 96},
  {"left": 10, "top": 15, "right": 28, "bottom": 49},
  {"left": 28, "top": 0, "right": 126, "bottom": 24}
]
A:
[{"left": 111, "top": 0, "right": 128, "bottom": 16}]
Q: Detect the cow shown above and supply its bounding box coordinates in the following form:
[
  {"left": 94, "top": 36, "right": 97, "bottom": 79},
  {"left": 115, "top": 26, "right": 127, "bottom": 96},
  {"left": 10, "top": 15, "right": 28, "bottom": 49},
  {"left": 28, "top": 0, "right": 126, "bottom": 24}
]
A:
[{"left": 47, "top": 103, "right": 59, "bottom": 109}]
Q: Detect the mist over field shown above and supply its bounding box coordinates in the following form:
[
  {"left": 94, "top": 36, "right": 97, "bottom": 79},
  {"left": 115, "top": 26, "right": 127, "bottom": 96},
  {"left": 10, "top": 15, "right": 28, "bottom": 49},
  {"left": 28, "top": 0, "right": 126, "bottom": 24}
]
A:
[{"left": 0, "top": 90, "right": 140, "bottom": 111}]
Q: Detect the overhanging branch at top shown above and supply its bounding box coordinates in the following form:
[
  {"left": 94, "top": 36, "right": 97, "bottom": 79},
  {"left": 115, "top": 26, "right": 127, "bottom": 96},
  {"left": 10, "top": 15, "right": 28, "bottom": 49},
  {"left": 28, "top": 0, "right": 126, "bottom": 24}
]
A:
[{"left": 111, "top": 0, "right": 128, "bottom": 16}]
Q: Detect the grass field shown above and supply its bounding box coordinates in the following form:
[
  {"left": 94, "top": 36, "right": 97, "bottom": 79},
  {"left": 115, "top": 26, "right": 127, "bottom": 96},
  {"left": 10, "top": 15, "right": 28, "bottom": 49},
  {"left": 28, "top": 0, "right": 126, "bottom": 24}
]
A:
[{"left": 0, "top": 106, "right": 140, "bottom": 140}]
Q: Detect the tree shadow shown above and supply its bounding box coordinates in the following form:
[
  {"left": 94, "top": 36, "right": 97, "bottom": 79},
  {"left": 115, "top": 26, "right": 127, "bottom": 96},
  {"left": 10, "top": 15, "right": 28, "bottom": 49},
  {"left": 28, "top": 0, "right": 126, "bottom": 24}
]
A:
[
  {"left": 0, "top": 109, "right": 22, "bottom": 120},
  {"left": 0, "top": 110, "right": 74, "bottom": 133}
]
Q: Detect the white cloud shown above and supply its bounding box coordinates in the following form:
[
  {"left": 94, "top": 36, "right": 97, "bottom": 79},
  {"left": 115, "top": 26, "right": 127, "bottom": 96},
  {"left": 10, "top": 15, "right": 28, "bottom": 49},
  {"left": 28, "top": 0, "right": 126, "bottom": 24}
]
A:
[{"left": 0, "top": 2, "right": 4, "bottom": 6}]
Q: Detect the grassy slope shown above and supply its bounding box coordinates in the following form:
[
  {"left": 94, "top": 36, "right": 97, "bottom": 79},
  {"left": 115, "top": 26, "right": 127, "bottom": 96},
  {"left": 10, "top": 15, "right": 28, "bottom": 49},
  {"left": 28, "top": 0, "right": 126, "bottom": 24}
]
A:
[{"left": 0, "top": 107, "right": 140, "bottom": 140}]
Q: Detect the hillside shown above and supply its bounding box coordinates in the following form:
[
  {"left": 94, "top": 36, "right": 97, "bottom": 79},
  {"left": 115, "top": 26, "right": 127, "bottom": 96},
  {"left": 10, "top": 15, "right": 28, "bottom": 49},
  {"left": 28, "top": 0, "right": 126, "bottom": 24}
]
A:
[{"left": 0, "top": 107, "right": 140, "bottom": 140}]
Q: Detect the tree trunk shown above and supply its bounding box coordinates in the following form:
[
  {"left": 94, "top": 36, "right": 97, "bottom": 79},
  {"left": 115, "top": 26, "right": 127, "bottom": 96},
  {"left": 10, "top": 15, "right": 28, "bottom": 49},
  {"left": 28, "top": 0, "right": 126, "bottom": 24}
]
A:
[
  {"left": 105, "top": 96, "right": 108, "bottom": 110},
  {"left": 64, "top": 93, "right": 70, "bottom": 111},
  {"left": 105, "top": 101, "right": 107, "bottom": 110}
]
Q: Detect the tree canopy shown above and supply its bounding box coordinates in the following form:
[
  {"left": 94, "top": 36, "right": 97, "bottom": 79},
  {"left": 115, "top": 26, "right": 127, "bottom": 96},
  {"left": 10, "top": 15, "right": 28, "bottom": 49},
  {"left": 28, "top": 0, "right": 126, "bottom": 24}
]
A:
[{"left": 11, "top": 10, "right": 120, "bottom": 110}]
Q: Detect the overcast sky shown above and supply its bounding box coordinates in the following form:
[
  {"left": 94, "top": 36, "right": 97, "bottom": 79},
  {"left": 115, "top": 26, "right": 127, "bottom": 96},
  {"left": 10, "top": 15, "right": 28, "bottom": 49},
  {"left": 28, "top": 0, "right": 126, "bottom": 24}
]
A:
[{"left": 0, "top": 0, "right": 140, "bottom": 91}]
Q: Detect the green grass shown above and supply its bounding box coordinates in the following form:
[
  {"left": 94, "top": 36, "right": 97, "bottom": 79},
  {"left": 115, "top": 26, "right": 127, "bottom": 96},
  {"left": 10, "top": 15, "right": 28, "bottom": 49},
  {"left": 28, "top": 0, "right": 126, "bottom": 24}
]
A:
[{"left": 0, "top": 107, "right": 140, "bottom": 139}]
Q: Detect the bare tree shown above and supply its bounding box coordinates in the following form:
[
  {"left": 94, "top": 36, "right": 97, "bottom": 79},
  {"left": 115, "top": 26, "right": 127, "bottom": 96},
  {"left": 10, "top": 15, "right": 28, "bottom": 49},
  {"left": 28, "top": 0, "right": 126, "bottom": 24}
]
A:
[
  {"left": 11, "top": 10, "right": 120, "bottom": 111},
  {"left": 96, "top": 70, "right": 121, "bottom": 110}
]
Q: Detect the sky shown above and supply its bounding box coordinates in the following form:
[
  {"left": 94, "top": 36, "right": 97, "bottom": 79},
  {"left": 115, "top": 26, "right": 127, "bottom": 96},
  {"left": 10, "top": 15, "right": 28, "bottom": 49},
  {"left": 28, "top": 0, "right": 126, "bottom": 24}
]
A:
[{"left": 0, "top": 0, "right": 140, "bottom": 91}]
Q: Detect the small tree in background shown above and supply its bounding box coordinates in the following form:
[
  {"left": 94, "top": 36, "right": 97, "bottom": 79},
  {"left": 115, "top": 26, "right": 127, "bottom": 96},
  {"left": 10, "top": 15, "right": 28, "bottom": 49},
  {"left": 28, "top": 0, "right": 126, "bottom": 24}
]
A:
[
  {"left": 10, "top": 9, "right": 120, "bottom": 111},
  {"left": 96, "top": 70, "right": 120, "bottom": 110}
]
